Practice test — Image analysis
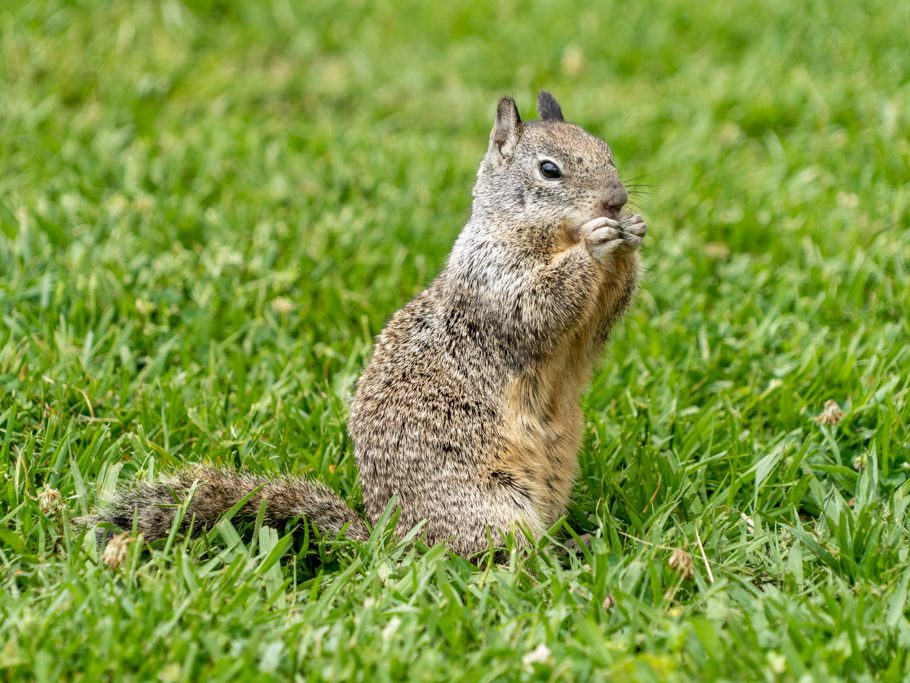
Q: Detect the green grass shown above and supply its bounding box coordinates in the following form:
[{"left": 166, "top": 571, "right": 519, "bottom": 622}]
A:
[{"left": 1, "top": 0, "right": 909, "bottom": 680}]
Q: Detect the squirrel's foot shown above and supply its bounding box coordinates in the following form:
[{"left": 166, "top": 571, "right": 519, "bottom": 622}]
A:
[{"left": 581, "top": 215, "right": 645, "bottom": 261}]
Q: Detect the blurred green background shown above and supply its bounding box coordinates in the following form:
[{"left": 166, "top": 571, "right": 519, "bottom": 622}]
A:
[{"left": 1, "top": 0, "right": 909, "bottom": 680}]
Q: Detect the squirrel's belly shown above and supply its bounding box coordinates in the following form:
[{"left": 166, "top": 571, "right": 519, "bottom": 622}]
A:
[{"left": 497, "top": 378, "right": 584, "bottom": 526}]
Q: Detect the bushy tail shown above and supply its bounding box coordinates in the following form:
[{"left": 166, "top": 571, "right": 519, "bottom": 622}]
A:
[{"left": 81, "top": 466, "right": 369, "bottom": 542}]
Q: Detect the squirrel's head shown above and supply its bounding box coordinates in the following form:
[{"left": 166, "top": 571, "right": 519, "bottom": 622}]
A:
[{"left": 473, "top": 91, "right": 628, "bottom": 229}]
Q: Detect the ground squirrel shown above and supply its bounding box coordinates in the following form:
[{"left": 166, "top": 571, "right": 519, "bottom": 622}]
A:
[{"left": 84, "top": 91, "right": 647, "bottom": 556}]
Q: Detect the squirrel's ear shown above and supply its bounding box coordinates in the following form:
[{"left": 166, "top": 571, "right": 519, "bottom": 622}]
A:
[
  {"left": 537, "top": 90, "right": 564, "bottom": 122},
  {"left": 487, "top": 96, "right": 522, "bottom": 164}
]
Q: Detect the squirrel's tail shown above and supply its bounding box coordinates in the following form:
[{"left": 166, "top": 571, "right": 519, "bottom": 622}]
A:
[{"left": 81, "top": 466, "right": 368, "bottom": 542}]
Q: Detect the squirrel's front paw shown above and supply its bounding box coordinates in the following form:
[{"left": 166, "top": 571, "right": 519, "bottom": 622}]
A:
[
  {"left": 620, "top": 214, "right": 647, "bottom": 248},
  {"left": 581, "top": 215, "right": 645, "bottom": 261}
]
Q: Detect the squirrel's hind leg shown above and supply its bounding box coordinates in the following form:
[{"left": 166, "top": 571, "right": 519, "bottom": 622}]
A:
[{"left": 418, "top": 494, "right": 543, "bottom": 558}]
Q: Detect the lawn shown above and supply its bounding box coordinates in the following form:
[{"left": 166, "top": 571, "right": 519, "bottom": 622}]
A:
[{"left": 1, "top": 0, "right": 909, "bottom": 680}]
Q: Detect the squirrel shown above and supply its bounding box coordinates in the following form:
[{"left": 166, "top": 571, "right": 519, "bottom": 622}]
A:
[{"left": 83, "top": 91, "right": 647, "bottom": 556}]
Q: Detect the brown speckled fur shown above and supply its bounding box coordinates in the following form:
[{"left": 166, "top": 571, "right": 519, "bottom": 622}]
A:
[{"left": 84, "top": 92, "right": 645, "bottom": 557}]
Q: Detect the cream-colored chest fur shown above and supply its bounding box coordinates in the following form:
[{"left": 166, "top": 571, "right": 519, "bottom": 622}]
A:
[
  {"left": 494, "top": 249, "right": 640, "bottom": 527},
  {"left": 498, "top": 328, "right": 595, "bottom": 526}
]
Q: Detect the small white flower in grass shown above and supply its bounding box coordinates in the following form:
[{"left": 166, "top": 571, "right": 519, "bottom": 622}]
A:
[
  {"left": 704, "top": 242, "right": 731, "bottom": 259},
  {"left": 768, "top": 652, "right": 786, "bottom": 674},
  {"left": 668, "top": 548, "right": 695, "bottom": 580},
  {"left": 102, "top": 532, "right": 133, "bottom": 569},
  {"left": 135, "top": 298, "right": 155, "bottom": 316},
  {"left": 816, "top": 400, "right": 845, "bottom": 425},
  {"left": 522, "top": 643, "right": 551, "bottom": 667},
  {"left": 717, "top": 123, "right": 742, "bottom": 145},
  {"left": 561, "top": 45, "right": 585, "bottom": 77},
  {"left": 105, "top": 193, "right": 129, "bottom": 217},
  {"left": 836, "top": 192, "right": 859, "bottom": 209},
  {"left": 740, "top": 512, "right": 755, "bottom": 534},
  {"left": 270, "top": 297, "right": 294, "bottom": 315},
  {"left": 38, "top": 487, "right": 63, "bottom": 515},
  {"left": 158, "top": 663, "right": 180, "bottom": 682},
  {"left": 134, "top": 195, "right": 154, "bottom": 212}
]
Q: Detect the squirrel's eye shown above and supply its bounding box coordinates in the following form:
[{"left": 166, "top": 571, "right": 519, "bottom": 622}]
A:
[{"left": 539, "top": 160, "right": 562, "bottom": 179}]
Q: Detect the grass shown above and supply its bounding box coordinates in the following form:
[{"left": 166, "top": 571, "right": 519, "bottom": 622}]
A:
[{"left": 1, "top": 0, "right": 909, "bottom": 680}]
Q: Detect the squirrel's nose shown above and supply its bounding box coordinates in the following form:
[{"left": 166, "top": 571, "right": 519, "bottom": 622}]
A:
[{"left": 601, "top": 182, "right": 628, "bottom": 215}]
